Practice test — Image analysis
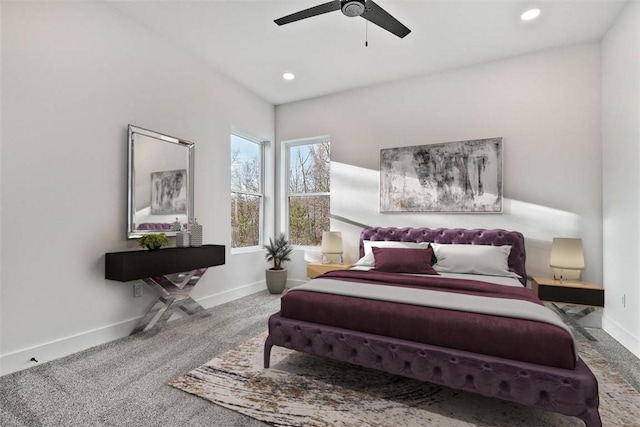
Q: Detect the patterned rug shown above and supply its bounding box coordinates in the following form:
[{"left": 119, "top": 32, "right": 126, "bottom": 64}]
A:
[{"left": 170, "top": 333, "right": 640, "bottom": 426}]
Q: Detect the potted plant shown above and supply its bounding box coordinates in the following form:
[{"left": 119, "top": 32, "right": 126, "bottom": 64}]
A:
[
  {"left": 138, "top": 233, "right": 169, "bottom": 250},
  {"left": 264, "top": 233, "right": 293, "bottom": 294}
]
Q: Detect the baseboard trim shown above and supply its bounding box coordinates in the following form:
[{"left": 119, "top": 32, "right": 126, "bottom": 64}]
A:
[
  {"left": 602, "top": 315, "right": 640, "bottom": 359},
  {"left": 197, "top": 280, "right": 267, "bottom": 309},
  {"left": 0, "top": 281, "right": 267, "bottom": 377}
]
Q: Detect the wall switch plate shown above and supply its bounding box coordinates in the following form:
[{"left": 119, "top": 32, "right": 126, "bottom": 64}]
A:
[{"left": 133, "top": 283, "right": 143, "bottom": 298}]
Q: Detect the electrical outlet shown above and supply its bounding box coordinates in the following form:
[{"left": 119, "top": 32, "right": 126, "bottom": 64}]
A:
[{"left": 133, "top": 283, "right": 143, "bottom": 298}]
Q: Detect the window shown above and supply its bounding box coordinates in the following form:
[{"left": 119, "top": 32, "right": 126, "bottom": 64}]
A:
[
  {"left": 231, "top": 134, "right": 263, "bottom": 248},
  {"left": 285, "top": 138, "right": 330, "bottom": 246}
]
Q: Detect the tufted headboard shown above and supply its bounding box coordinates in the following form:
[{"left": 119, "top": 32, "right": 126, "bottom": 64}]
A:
[{"left": 359, "top": 227, "right": 527, "bottom": 286}]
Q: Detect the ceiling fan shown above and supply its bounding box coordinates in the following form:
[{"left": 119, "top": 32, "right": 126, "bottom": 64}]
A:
[{"left": 274, "top": 0, "right": 411, "bottom": 39}]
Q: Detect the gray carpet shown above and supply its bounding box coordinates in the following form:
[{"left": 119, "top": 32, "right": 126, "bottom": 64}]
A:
[{"left": 0, "top": 290, "right": 638, "bottom": 427}]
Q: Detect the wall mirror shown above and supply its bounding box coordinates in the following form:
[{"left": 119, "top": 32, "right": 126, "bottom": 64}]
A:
[{"left": 127, "top": 125, "right": 195, "bottom": 239}]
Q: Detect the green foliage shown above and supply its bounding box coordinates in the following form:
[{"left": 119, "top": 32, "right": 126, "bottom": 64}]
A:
[
  {"left": 138, "top": 233, "right": 169, "bottom": 250},
  {"left": 230, "top": 137, "right": 262, "bottom": 249},
  {"left": 287, "top": 141, "right": 331, "bottom": 246},
  {"left": 264, "top": 233, "right": 293, "bottom": 270},
  {"left": 289, "top": 195, "right": 330, "bottom": 246},
  {"left": 230, "top": 138, "right": 331, "bottom": 249},
  {"left": 231, "top": 193, "right": 260, "bottom": 248}
]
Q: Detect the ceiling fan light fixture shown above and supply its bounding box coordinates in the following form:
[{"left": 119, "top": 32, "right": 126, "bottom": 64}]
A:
[
  {"left": 520, "top": 8, "right": 541, "bottom": 22},
  {"left": 282, "top": 72, "right": 295, "bottom": 80},
  {"left": 341, "top": 0, "right": 365, "bottom": 17}
]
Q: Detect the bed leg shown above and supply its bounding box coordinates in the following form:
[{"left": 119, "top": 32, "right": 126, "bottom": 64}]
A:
[
  {"left": 580, "top": 408, "right": 602, "bottom": 427},
  {"left": 264, "top": 335, "right": 273, "bottom": 369}
]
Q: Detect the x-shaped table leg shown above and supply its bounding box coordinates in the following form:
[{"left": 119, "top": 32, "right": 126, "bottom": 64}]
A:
[
  {"left": 130, "top": 268, "right": 210, "bottom": 334},
  {"left": 548, "top": 303, "right": 598, "bottom": 342}
]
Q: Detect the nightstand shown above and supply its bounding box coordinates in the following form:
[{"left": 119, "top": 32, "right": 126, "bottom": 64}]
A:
[
  {"left": 531, "top": 277, "right": 604, "bottom": 341},
  {"left": 307, "top": 262, "right": 352, "bottom": 278}
]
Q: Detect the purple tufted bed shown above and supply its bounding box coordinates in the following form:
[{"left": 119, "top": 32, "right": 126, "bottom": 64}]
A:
[{"left": 264, "top": 227, "right": 601, "bottom": 426}]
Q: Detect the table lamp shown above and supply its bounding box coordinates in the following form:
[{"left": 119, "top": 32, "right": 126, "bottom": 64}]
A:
[
  {"left": 550, "top": 238, "right": 585, "bottom": 283},
  {"left": 321, "top": 231, "right": 343, "bottom": 264}
]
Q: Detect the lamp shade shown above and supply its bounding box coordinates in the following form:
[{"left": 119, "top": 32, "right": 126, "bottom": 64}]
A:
[
  {"left": 550, "top": 238, "right": 585, "bottom": 270},
  {"left": 321, "top": 231, "right": 343, "bottom": 254}
]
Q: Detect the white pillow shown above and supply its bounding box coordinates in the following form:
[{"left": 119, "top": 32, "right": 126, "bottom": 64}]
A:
[
  {"left": 432, "top": 244, "right": 520, "bottom": 278},
  {"left": 354, "top": 240, "right": 431, "bottom": 267}
]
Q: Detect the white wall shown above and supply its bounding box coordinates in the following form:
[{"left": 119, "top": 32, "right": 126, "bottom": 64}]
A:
[
  {"left": 276, "top": 44, "right": 603, "bottom": 286},
  {"left": 2, "top": 1, "right": 632, "bottom": 376},
  {"left": 602, "top": 1, "right": 640, "bottom": 358},
  {"left": 0, "top": 2, "right": 274, "bottom": 375}
]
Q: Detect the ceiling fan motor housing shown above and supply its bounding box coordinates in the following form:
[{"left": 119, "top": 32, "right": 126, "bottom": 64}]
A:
[{"left": 341, "top": 0, "right": 366, "bottom": 17}]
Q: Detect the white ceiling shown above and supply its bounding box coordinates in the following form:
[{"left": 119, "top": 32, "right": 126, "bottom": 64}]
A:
[{"left": 110, "top": 0, "right": 628, "bottom": 105}]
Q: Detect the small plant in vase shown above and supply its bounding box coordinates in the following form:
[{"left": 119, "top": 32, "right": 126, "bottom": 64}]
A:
[
  {"left": 264, "top": 233, "right": 293, "bottom": 294},
  {"left": 139, "top": 233, "right": 169, "bottom": 250}
]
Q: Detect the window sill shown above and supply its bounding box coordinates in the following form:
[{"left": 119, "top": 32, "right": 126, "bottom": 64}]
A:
[{"left": 231, "top": 246, "right": 263, "bottom": 255}]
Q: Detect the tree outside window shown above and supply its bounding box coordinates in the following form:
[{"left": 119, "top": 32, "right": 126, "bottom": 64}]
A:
[
  {"left": 231, "top": 135, "right": 263, "bottom": 248},
  {"left": 287, "top": 140, "right": 330, "bottom": 246}
]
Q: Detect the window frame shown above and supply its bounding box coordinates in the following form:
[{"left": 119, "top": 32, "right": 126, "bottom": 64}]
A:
[
  {"left": 230, "top": 133, "right": 265, "bottom": 252},
  {"left": 281, "top": 136, "right": 331, "bottom": 248}
]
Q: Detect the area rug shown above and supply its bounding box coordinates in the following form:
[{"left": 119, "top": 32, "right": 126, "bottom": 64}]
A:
[{"left": 170, "top": 333, "right": 640, "bottom": 426}]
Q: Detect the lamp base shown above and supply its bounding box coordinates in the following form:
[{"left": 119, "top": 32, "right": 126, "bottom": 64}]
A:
[
  {"left": 553, "top": 268, "right": 582, "bottom": 283},
  {"left": 553, "top": 269, "right": 567, "bottom": 284},
  {"left": 322, "top": 253, "right": 343, "bottom": 264}
]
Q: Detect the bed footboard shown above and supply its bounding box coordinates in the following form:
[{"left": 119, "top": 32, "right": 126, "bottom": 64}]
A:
[{"left": 265, "top": 312, "right": 601, "bottom": 427}]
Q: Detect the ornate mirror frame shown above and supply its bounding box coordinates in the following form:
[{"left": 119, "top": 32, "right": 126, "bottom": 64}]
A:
[{"left": 127, "top": 125, "right": 195, "bottom": 239}]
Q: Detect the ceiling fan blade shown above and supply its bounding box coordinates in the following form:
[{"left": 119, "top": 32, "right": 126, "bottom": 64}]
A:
[
  {"left": 274, "top": 0, "right": 342, "bottom": 26},
  {"left": 361, "top": 0, "right": 411, "bottom": 38}
]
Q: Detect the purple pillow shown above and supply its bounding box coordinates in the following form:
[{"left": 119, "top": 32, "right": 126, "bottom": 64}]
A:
[{"left": 372, "top": 246, "right": 439, "bottom": 274}]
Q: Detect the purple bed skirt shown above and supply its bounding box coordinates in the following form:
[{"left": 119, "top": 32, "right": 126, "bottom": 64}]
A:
[{"left": 265, "top": 312, "right": 602, "bottom": 427}]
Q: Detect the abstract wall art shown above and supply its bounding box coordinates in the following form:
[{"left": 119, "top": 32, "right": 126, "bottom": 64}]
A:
[
  {"left": 380, "top": 138, "right": 503, "bottom": 213},
  {"left": 150, "top": 169, "right": 188, "bottom": 214}
]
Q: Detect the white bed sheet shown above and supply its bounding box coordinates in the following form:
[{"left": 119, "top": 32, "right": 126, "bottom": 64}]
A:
[{"left": 348, "top": 266, "right": 524, "bottom": 287}]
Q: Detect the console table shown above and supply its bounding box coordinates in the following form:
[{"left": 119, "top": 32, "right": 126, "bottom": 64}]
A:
[{"left": 105, "top": 245, "right": 225, "bottom": 334}]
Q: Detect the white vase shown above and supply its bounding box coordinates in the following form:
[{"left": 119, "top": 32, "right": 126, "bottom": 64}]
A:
[
  {"left": 176, "top": 231, "right": 190, "bottom": 248},
  {"left": 190, "top": 219, "right": 202, "bottom": 247}
]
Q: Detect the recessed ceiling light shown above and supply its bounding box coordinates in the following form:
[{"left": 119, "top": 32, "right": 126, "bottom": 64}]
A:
[
  {"left": 521, "top": 8, "right": 541, "bottom": 21},
  {"left": 282, "top": 72, "right": 295, "bottom": 81}
]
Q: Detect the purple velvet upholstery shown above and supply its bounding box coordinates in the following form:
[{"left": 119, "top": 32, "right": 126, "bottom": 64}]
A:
[
  {"left": 360, "top": 227, "right": 527, "bottom": 285},
  {"left": 265, "top": 227, "right": 601, "bottom": 426},
  {"left": 372, "top": 246, "right": 438, "bottom": 274},
  {"left": 266, "top": 313, "right": 601, "bottom": 427}
]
